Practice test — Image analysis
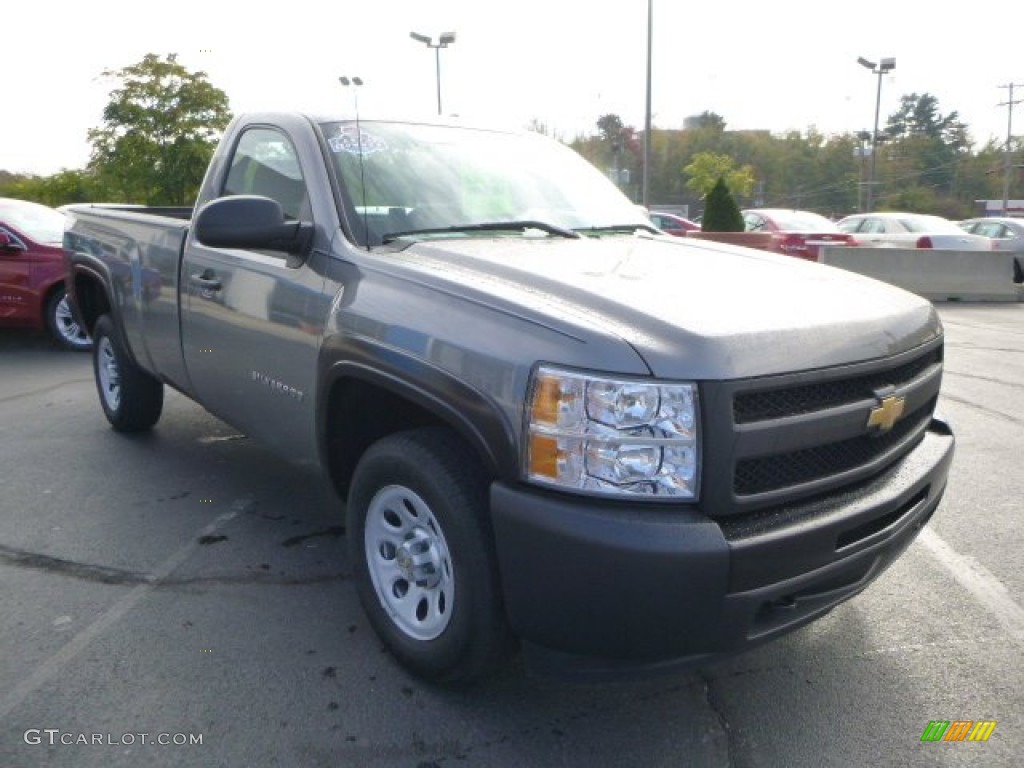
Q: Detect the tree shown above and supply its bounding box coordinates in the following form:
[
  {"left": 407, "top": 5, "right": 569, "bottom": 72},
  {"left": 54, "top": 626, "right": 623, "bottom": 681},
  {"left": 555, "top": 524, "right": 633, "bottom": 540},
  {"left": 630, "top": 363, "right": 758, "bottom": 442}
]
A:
[
  {"left": 684, "top": 152, "right": 756, "bottom": 198},
  {"left": 886, "top": 93, "right": 969, "bottom": 146},
  {"left": 596, "top": 114, "right": 625, "bottom": 144},
  {"left": 881, "top": 93, "right": 971, "bottom": 203},
  {"left": 575, "top": 114, "right": 641, "bottom": 199},
  {"left": 3, "top": 170, "right": 106, "bottom": 207},
  {"left": 87, "top": 53, "right": 232, "bottom": 205},
  {"left": 565, "top": 95, "right": 1003, "bottom": 219},
  {"left": 701, "top": 177, "right": 744, "bottom": 232},
  {"left": 525, "top": 118, "right": 560, "bottom": 140},
  {"left": 687, "top": 111, "right": 727, "bottom": 131}
]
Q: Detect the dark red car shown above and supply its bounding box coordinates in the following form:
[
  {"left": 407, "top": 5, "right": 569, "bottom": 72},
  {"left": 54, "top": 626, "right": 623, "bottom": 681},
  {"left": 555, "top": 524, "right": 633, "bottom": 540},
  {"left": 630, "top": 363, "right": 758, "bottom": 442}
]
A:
[
  {"left": 649, "top": 210, "right": 701, "bottom": 236},
  {"left": 742, "top": 208, "right": 858, "bottom": 261},
  {"left": 0, "top": 197, "right": 91, "bottom": 349}
]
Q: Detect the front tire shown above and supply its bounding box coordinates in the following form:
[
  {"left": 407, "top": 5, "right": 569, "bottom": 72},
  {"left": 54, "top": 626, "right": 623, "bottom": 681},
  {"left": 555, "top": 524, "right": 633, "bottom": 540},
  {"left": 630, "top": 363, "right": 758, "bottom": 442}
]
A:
[
  {"left": 92, "top": 314, "right": 164, "bottom": 432},
  {"left": 347, "top": 428, "right": 512, "bottom": 683},
  {"left": 46, "top": 287, "right": 92, "bottom": 351}
]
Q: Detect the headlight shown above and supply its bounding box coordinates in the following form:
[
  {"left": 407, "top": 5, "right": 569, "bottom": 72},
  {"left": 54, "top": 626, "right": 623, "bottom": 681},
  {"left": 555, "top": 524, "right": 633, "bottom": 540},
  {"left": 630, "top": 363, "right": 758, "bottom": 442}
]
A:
[{"left": 525, "top": 366, "right": 699, "bottom": 499}]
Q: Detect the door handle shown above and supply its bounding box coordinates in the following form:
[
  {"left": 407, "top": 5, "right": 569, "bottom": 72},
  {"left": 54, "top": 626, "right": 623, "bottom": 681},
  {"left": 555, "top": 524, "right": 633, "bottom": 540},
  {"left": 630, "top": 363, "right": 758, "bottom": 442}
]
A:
[{"left": 189, "top": 271, "right": 222, "bottom": 291}]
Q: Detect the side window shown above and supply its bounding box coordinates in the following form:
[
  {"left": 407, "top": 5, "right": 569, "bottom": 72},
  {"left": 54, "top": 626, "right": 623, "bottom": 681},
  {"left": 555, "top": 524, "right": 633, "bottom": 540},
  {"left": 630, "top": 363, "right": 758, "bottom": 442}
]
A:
[
  {"left": 972, "top": 222, "right": 999, "bottom": 239},
  {"left": 0, "top": 226, "right": 25, "bottom": 248},
  {"left": 223, "top": 128, "right": 311, "bottom": 221},
  {"left": 744, "top": 213, "right": 764, "bottom": 232}
]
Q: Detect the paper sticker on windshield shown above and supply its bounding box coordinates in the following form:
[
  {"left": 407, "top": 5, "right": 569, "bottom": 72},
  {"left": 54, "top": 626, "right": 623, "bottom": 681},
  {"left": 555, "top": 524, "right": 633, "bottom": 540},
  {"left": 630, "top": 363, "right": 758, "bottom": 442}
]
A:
[{"left": 329, "top": 128, "right": 388, "bottom": 156}]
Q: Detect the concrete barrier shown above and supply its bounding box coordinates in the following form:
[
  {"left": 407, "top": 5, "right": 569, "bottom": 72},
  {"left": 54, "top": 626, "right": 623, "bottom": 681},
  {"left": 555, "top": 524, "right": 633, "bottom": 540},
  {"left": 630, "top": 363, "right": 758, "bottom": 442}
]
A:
[
  {"left": 685, "top": 231, "right": 774, "bottom": 251},
  {"left": 820, "top": 247, "right": 1020, "bottom": 302}
]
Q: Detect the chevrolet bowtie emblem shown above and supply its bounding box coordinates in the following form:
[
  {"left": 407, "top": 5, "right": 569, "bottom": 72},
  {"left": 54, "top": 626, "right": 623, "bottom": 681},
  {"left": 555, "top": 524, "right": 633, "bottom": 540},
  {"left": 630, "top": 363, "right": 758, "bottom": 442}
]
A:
[{"left": 867, "top": 395, "right": 906, "bottom": 433}]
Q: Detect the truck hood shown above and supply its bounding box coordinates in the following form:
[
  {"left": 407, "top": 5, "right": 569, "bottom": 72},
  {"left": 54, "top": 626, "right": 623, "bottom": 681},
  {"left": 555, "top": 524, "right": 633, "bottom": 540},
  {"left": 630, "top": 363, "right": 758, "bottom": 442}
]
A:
[{"left": 392, "top": 233, "right": 941, "bottom": 380}]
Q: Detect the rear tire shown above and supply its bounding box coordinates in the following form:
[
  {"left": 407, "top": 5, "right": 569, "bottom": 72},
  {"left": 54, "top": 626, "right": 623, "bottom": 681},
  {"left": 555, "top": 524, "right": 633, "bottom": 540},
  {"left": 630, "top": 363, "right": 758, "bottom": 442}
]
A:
[
  {"left": 347, "top": 427, "right": 512, "bottom": 683},
  {"left": 92, "top": 314, "right": 163, "bottom": 432},
  {"left": 46, "top": 287, "right": 92, "bottom": 351}
]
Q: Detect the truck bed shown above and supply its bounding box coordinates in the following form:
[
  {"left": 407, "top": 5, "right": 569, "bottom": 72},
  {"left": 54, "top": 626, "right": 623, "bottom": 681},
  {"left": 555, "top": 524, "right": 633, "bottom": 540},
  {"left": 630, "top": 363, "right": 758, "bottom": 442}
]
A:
[{"left": 64, "top": 205, "right": 192, "bottom": 389}]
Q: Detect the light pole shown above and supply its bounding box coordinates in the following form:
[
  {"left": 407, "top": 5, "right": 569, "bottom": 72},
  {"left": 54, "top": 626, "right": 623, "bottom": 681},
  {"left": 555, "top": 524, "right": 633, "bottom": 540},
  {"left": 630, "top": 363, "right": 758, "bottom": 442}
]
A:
[
  {"left": 410, "top": 31, "right": 456, "bottom": 115},
  {"left": 642, "top": 0, "right": 652, "bottom": 208},
  {"left": 338, "top": 76, "right": 363, "bottom": 119},
  {"left": 854, "top": 130, "right": 872, "bottom": 212},
  {"left": 857, "top": 56, "right": 895, "bottom": 213}
]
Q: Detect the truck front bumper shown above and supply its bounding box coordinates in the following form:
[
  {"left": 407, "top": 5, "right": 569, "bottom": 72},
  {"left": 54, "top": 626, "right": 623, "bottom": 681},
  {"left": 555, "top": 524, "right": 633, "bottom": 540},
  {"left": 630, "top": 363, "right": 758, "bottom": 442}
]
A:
[{"left": 490, "top": 418, "right": 954, "bottom": 680}]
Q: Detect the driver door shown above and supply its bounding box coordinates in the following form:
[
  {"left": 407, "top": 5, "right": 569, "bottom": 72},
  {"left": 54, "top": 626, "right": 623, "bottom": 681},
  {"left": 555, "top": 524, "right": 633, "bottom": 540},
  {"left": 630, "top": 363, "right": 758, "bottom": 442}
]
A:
[{"left": 181, "top": 126, "right": 326, "bottom": 467}]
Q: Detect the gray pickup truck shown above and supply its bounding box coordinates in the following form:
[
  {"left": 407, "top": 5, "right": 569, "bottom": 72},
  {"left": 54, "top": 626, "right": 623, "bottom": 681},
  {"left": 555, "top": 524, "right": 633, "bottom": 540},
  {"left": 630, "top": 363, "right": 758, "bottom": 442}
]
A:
[{"left": 65, "top": 112, "right": 955, "bottom": 682}]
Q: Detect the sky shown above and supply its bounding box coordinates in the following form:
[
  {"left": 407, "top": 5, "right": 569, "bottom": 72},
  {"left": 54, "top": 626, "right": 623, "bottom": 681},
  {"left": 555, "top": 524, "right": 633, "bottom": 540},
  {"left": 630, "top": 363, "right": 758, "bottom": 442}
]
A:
[{"left": 5, "top": 0, "right": 1021, "bottom": 176}]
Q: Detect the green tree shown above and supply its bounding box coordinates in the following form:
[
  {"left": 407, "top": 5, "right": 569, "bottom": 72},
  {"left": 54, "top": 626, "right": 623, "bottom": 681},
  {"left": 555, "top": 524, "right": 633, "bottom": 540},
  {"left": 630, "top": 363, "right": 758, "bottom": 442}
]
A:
[
  {"left": 11, "top": 170, "right": 108, "bottom": 207},
  {"left": 88, "top": 53, "right": 232, "bottom": 205},
  {"left": 684, "top": 152, "right": 755, "bottom": 198},
  {"left": 687, "top": 111, "right": 727, "bottom": 131},
  {"left": 881, "top": 93, "right": 971, "bottom": 205},
  {"left": 596, "top": 114, "right": 625, "bottom": 144},
  {"left": 571, "top": 114, "right": 641, "bottom": 199},
  {"left": 701, "top": 177, "right": 744, "bottom": 232},
  {"left": 569, "top": 93, "right": 1009, "bottom": 219}
]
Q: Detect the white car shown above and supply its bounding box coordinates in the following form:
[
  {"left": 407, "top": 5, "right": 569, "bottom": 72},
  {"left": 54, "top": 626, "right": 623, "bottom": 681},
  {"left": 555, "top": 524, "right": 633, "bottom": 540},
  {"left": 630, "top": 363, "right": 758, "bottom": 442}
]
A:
[
  {"left": 959, "top": 217, "right": 1024, "bottom": 282},
  {"left": 836, "top": 212, "right": 991, "bottom": 250}
]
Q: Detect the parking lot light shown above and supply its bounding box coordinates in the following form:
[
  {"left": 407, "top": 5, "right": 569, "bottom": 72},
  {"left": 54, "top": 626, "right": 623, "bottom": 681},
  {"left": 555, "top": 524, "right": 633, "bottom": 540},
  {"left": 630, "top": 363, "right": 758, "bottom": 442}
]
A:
[
  {"left": 410, "top": 31, "right": 456, "bottom": 115},
  {"left": 858, "top": 56, "right": 895, "bottom": 213}
]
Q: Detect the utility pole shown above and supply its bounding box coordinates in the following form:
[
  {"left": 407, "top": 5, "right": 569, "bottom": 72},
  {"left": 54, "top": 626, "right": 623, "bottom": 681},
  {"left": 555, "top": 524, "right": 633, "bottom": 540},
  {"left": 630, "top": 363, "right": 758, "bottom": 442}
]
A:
[{"left": 998, "top": 82, "right": 1023, "bottom": 216}]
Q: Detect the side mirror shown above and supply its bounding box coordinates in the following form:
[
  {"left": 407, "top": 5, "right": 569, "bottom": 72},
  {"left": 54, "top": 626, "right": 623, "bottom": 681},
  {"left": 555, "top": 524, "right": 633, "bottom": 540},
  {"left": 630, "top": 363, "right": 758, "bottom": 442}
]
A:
[{"left": 194, "top": 196, "right": 312, "bottom": 256}]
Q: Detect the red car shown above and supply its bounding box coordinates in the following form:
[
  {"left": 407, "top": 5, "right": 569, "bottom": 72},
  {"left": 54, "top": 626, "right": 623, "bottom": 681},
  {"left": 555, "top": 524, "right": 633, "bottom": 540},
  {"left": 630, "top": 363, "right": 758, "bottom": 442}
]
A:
[
  {"left": 0, "top": 197, "right": 91, "bottom": 349},
  {"left": 649, "top": 210, "right": 701, "bottom": 236},
  {"left": 742, "top": 208, "right": 858, "bottom": 261}
]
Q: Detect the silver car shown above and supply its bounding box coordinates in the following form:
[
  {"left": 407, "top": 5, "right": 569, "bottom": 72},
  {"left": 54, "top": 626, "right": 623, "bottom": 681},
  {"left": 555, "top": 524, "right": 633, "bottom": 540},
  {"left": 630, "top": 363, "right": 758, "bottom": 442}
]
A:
[{"left": 836, "top": 212, "right": 991, "bottom": 251}]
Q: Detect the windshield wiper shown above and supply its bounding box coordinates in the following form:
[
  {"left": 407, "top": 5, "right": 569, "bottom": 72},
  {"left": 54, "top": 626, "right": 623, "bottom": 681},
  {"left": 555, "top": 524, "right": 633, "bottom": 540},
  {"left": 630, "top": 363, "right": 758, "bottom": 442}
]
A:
[
  {"left": 575, "top": 223, "right": 661, "bottom": 236},
  {"left": 382, "top": 220, "right": 581, "bottom": 244}
]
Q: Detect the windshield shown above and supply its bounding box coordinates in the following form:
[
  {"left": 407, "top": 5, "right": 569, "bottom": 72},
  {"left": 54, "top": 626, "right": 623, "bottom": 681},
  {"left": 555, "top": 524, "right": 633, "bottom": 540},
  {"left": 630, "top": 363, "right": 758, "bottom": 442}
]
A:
[
  {"left": 0, "top": 199, "right": 66, "bottom": 245},
  {"left": 321, "top": 121, "right": 648, "bottom": 245}
]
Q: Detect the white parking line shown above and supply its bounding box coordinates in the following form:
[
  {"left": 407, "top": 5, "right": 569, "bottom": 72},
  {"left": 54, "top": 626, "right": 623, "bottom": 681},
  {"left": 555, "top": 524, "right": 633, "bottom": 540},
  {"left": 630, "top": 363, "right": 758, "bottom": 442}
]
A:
[
  {"left": 917, "top": 527, "right": 1024, "bottom": 643},
  {"left": 0, "top": 509, "right": 239, "bottom": 721}
]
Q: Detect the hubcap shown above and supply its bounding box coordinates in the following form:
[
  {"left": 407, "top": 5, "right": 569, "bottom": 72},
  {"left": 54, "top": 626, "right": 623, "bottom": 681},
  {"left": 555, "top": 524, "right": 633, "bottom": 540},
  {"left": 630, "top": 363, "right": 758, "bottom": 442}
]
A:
[
  {"left": 55, "top": 296, "right": 90, "bottom": 348},
  {"left": 97, "top": 337, "right": 121, "bottom": 411},
  {"left": 364, "top": 485, "right": 454, "bottom": 641}
]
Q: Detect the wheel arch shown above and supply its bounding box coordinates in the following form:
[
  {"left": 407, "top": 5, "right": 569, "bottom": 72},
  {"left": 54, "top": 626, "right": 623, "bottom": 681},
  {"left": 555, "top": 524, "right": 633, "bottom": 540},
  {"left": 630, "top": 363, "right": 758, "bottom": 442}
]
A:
[
  {"left": 69, "top": 266, "right": 114, "bottom": 337},
  {"left": 319, "top": 353, "right": 520, "bottom": 499}
]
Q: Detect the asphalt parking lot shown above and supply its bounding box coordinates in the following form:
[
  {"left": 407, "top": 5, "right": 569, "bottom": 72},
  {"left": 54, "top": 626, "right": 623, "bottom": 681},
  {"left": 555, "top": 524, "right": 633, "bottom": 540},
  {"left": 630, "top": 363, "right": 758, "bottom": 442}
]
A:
[{"left": 1, "top": 303, "right": 1022, "bottom": 768}]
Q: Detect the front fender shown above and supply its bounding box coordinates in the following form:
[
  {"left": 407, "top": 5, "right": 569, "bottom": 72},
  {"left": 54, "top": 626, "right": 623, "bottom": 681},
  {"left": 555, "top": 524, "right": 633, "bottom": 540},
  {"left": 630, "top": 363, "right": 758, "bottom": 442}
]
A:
[{"left": 317, "top": 333, "right": 521, "bottom": 483}]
